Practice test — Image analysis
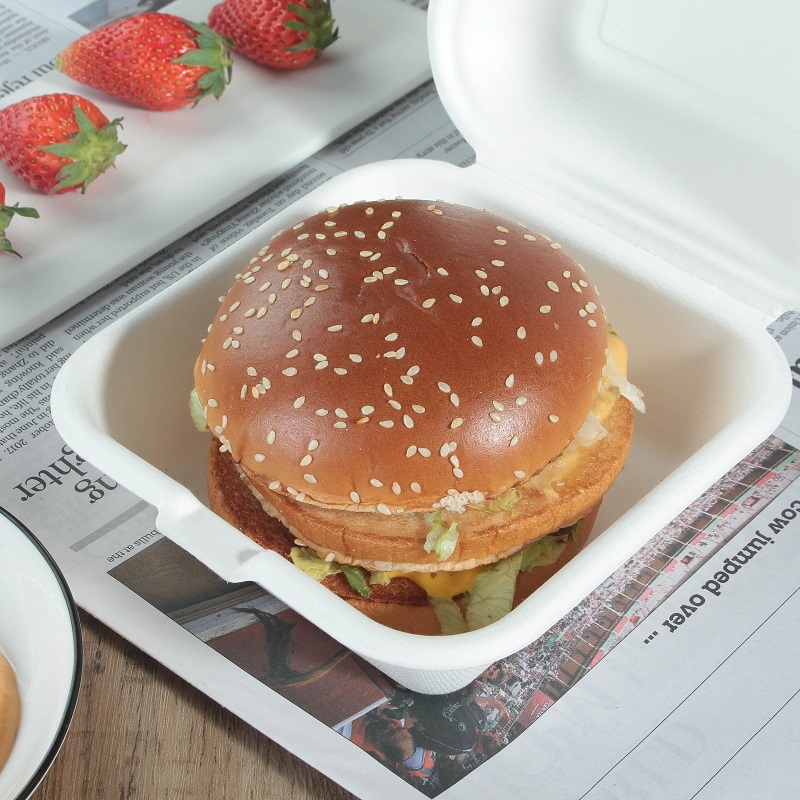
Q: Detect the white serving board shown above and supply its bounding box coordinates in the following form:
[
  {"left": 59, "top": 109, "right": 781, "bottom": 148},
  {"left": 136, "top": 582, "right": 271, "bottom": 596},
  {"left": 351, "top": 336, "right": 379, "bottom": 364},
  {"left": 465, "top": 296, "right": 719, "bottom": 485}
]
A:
[{"left": 0, "top": 0, "right": 430, "bottom": 348}]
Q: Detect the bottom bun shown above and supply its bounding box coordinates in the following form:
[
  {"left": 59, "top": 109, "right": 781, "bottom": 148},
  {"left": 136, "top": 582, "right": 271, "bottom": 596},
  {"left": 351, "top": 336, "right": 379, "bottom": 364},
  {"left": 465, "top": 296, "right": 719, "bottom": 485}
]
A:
[{"left": 208, "top": 444, "right": 598, "bottom": 635}]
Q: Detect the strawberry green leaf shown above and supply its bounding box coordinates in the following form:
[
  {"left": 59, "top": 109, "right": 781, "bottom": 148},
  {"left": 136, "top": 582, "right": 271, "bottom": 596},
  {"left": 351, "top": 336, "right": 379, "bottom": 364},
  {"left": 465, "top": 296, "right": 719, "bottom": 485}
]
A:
[
  {"left": 0, "top": 202, "right": 39, "bottom": 257},
  {"left": 40, "top": 106, "right": 126, "bottom": 194},
  {"left": 172, "top": 19, "right": 233, "bottom": 104},
  {"left": 286, "top": 0, "right": 339, "bottom": 54}
]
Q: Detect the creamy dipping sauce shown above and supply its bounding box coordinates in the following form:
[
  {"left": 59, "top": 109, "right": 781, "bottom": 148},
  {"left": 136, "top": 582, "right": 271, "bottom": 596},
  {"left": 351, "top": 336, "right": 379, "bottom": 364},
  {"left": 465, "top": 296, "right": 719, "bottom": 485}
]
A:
[{"left": 0, "top": 651, "right": 21, "bottom": 772}]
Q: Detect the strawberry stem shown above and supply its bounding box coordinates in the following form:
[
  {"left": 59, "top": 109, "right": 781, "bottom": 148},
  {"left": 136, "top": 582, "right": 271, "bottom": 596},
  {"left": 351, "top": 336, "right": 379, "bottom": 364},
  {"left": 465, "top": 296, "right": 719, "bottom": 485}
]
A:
[
  {"left": 40, "top": 106, "right": 126, "bottom": 194},
  {"left": 286, "top": 0, "right": 339, "bottom": 54},
  {"left": 172, "top": 19, "right": 234, "bottom": 105}
]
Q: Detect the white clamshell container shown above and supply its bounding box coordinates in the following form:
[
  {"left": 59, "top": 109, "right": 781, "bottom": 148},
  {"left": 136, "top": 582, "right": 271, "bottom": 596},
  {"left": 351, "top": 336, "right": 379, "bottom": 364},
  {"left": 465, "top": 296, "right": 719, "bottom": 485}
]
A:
[{"left": 52, "top": 0, "right": 799, "bottom": 694}]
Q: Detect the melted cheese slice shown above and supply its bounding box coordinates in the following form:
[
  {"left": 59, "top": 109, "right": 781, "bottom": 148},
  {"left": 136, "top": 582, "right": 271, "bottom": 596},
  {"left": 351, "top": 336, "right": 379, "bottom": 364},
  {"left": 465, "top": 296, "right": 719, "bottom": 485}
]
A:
[{"left": 385, "top": 332, "right": 630, "bottom": 600}]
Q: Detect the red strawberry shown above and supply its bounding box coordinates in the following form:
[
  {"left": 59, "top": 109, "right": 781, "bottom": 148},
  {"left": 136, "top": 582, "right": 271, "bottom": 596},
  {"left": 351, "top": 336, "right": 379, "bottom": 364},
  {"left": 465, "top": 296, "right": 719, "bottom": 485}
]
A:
[
  {"left": 209, "top": 0, "right": 338, "bottom": 70},
  {"left": 0, "top": 181, "right": 39, "bottom": 257},
  {"left": 0, "top": 93, "right": 126, "bottom": 194},
  {"left": 55, "top": 13, "right": 233, "bottom": 111}
]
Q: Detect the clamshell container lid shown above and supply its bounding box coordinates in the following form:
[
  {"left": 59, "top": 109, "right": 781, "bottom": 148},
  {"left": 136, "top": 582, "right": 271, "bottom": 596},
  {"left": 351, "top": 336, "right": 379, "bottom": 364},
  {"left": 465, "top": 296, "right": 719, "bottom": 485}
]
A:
[{"left": 429, "top": 0, "right": 800, "bottom": 319}]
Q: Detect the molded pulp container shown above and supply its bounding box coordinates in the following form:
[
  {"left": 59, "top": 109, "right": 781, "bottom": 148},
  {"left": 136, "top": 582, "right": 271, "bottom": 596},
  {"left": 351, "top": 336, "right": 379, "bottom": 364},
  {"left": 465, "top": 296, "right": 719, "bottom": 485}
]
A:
[{"left": 51, "top": 0, "right": 799, "bottom": 694}]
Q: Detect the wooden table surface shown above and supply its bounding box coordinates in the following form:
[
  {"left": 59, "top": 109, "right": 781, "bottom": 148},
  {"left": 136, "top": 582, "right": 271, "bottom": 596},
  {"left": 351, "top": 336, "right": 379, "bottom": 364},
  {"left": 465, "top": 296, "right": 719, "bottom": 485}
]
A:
[{"left": 30, "top": 611, "right": 356, "bottom": 800}]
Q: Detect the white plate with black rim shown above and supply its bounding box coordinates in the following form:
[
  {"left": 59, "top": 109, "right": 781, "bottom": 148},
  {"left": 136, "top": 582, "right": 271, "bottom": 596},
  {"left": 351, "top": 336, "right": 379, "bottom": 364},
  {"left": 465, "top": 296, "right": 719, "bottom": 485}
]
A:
[{"left": 0, "top": 508, "right": 81, "bottom": 800}]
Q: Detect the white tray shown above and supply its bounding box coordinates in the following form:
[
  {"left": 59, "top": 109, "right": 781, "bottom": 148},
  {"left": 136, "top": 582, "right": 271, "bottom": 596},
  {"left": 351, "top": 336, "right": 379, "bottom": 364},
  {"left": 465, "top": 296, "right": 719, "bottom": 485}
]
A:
[
  {"left": 0, "top": 0, "right": 429, "bottom": 348},
  {"left": 51, "top": 0, "right": 798, "bottom": 694}
]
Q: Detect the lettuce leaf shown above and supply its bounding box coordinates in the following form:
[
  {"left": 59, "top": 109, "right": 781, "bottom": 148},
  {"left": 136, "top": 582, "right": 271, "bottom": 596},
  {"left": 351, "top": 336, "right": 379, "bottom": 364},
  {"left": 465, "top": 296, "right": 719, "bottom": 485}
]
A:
[
  {"left": 429, "top": 596, "right": 468, "bottom": 635},
  {"left": 341, "top": 564, "right": 371, "bottom": 598},
  {"left": 290, "top": 546, "right": 372, "bottom": 598},
  {"left": 423, "top": 512, "right": 459, "bottom": 561},
  {"left": 463, "top": 551, "right": 523, "bottom": 630},
  {"left": 519, "top": 534, "right": 569, "bottom": 572},
  {"left": 470, "top": 487, "right": 522, "bottom": 515},
  {"left": 289, "top": 546, "right": 342, "bottom": 580},
  {"left": 189, "top": 388, "right": 208, "bottom": 432}
]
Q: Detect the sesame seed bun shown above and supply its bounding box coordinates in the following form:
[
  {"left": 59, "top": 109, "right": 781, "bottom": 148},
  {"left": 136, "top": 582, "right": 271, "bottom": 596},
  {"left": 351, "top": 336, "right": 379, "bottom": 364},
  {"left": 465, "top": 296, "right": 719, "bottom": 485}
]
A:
[{"left": 195, "top": 199, "right": 609, "bottom": 513}]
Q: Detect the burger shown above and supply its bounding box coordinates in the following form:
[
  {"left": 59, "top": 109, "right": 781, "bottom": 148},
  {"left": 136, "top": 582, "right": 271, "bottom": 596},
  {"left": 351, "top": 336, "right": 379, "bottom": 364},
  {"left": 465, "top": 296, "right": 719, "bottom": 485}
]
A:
[{"left": 190, "top": 198, "right": 644, "bottom": 635}]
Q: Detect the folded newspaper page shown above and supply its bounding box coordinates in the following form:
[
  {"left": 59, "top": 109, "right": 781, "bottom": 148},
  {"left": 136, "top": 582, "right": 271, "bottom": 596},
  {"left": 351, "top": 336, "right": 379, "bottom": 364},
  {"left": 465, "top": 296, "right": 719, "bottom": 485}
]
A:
[{"left": 1, "top": 1, "right": 799, "bottom": 798}]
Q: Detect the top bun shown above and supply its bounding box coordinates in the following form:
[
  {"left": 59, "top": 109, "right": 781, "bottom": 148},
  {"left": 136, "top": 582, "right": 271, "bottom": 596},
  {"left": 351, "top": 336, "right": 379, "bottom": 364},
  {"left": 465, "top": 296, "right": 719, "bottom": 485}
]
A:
[{"left": 194, "top": 199, "right": 608, "bottom": 513}]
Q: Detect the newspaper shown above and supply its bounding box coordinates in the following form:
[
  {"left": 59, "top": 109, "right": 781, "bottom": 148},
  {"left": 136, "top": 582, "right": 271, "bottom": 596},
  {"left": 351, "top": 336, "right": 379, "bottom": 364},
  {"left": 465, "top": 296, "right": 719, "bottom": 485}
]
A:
[{"left": 2, "top": 2, "right": 800, "bottom": 799}]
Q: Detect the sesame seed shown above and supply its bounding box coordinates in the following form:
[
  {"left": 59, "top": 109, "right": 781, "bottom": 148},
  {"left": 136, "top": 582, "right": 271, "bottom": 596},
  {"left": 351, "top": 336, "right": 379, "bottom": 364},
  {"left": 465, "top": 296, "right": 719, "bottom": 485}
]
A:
[
  {"left": 437, "top": 267, "right": 449, "bottom": 276},
  {"left": 491, "top": 259, "right": 505, "bottom": 267},
  {"left": 379, "top": 420, "right": 394, "bottom": 428},
  {"left": 349, "top": 353, "right": 363, "bottom": 363},
  {"left": 438, "top": 382, "right": 451, "bottom": 393},
  {"left": 335, "top": 408, "right": 348, "bottom": 418},
  {"left": 547, "top": 281, "right": 559, "bottom": 292},
  {"left": 514, "top": 470, "right": 526, "bottom": 479},
  {"left": 494, "top": 239, "right": 507, "bottom": 246},
  {"left": 480, "top": 285, "right": 490, "bottom": 297},
  {"left": 540, "top": 305, "right": 551, "bottom": 314},
  {"left": 471, "top": 336, "right": 483, "bottom": 347},
  {"left": 255, "top": 453, "right": 266, "bottom": 462},
  {"left": 505, "top": 374, "right": 515, "bottom": 388},
  {"left": 410, "top": 482, "right": 422, "bottom": 493},
  {"left": 304, "top": 474, "right": 317, "bottom": 484},
  {"left": 384, "top": 383, "right": 393, "bottom": 397},
  {"left": 490, "top": 411, "right": 502, "bottom": 422},
  {"left": 450, "top": 393, "right": 459, "bottom": 407},
  {"left": 388, "top": 399, "right": 402, "bottom": 410},
  {"left": 422, "top": 298, "right": 436, "bottom": 308},
  {"left": 361, "top": 313, "right": 374, "bottom": 323},
  {"left": 406, "top": 445, "right": 417, "bottom": 457},
  {"left": 449, "top": 294, "right": 463, "bottom": 303},
  {"left": 290, "top": 309, "right": 303, "bottom": 320},
  {"left": 550, "top": 350, "right": 558, "bottom": 362},
  {"left": 403, "top": 415, "right": 414, "bottom": 428},
  {"left": 499, "top": 296, "right": 509, "bottom": 307},
  {"left": 308, "top": 440, "right": 319, "bottom": 451},
  {"left": 246, "top": 367, "right": 257, "bottom": 376},
  {"left": 269, "top": 480, "right": 281, "bottom": 491},
  {"left": 549, "top": 415, "right": 560, "bottom": 423},
  {"left": 350, "top": 491, "right": 361, "bottom": 504},
  {"left": 439, "top": 443, "right": 449, "bottom": 457},
  {"left": 550, "top": 243, "right": 562, "bottom": 250},
  {"left": 316, "top": 409, "right": 328, "bottom": 416},
  {"left": 392, "top": 482, "right": 402, "bottom": 494},
  {"left": 472, "top": 317, "right": 482, "bottom": 327},
  {"left": 535, "top": 352, "right": 544, "bottom": 365},
  {"left": 407, "top": 365, "right": 420, "bottom": 376},
  {"left": 286, "top": 349, "right": 299, "bottom": 358},
  {"left": 517, "top": 327, "right": 527, "bottom": 340},
  {"left": 282, "top": 367, "right": 297, "bottom": 376},
  {"left": 333, "top": 421, "right": 347, "bottom": 429},
  {"left": 361, "top": 405, "right": 375, "bottom": 415},
  {"left": 493, "top": 400, "right": 505, "bottom": 411},
  {"left": 515, "top": 396, "right": 528, "bottom": 405},
  {"left": 370, "top": 478, "right": 384, "bottom": 488},
  {"left": 451, "top": 417, "right": 464, "bottom": 429},
  {"left": 327, "top": 324, "right": 342, "bottom": 332},
  {"left": 267, "top": 430, "right": 276, "bottom": 444},
  {"left": 334, "top": 367, "right": 348, "bottom": 375},
  {"left": 509, "top": 436, "right": 519, "bottom": 447},
  {"left": 588, "top": 319, "right": 598, "bottom": 327},
  {"left": 300, "top": 454, "right": 313, "bottom": 466},
  {"left": 294, "top": 396, "right": 305, "bottom": 409}
]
